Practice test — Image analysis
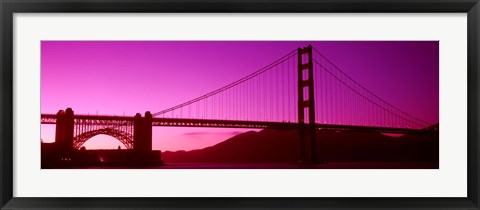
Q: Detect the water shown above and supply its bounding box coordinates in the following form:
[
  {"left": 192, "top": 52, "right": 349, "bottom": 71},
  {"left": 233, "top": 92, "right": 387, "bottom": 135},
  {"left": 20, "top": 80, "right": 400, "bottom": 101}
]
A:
[{"left": 77, "top": 162, "right": 438, "bottom": 169}]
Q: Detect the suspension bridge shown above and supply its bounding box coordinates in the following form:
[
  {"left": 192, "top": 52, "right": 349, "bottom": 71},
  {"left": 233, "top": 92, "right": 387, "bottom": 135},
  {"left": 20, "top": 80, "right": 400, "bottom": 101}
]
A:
[{"left": 41, "top": 45, "right": 437, "bottom": 163}]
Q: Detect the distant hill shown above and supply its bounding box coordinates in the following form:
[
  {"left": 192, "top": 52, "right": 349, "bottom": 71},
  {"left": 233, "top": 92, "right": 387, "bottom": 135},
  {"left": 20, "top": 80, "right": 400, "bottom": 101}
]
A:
[
  {"left": 427, "top": 123, "right": 439, "bottom": 130},
  {"left": 161, "top": 128, "right": 439, "bottom": 163}
]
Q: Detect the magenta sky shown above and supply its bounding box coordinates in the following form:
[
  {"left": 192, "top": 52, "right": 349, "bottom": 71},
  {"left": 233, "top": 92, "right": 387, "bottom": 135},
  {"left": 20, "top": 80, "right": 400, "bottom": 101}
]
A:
[{"left": 41, "top": 41, "right": 439, "bottom": 151}]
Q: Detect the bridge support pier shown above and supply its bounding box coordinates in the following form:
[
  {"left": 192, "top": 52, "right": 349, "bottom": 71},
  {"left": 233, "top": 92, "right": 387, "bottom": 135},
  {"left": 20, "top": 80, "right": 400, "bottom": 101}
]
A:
[
  {"left": 54, "top": 108, "right": 74, "bottom": 157},
  {"left": 297, "top": 45, "right": 318, "bottom": 164},
  {"left": 134, "top": 111, "right": 153, "bottom": 152}
]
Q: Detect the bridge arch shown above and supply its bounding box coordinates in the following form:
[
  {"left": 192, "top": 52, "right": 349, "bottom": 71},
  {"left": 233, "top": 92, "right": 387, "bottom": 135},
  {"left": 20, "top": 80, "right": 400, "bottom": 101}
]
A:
[{"left": 73, "top": 128, "right": 134, "bottom": 150}]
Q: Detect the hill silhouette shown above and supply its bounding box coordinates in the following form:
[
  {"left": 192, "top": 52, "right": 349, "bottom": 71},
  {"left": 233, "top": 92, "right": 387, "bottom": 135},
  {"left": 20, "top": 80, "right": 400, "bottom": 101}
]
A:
[{"left": 161, "top": 127, "right": 439, "bottom": 163}]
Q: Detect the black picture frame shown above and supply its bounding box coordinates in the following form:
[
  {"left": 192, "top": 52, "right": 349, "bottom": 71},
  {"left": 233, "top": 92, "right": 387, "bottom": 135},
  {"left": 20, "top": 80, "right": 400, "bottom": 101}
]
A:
[{"left": 1, "top": 0, "right": 479, "bottom": 209}]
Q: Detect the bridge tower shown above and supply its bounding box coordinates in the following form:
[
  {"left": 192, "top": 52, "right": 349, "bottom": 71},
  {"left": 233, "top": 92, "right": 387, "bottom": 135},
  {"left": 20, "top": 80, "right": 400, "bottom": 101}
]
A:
[
  {"left": 134, "top": 111, "right": 153, "bottom": 152},
  {"left": 55, "top": 108, "right": 74, "bottom": 157},
  {"left": 297, "top": 45, "right": 317, "bottom": 163}
]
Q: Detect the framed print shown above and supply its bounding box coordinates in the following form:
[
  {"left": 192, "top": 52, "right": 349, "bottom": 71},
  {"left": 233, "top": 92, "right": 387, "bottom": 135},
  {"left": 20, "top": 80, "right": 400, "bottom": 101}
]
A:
[{"left": 1, "top": 0, "right": 479, "bottom": 209}]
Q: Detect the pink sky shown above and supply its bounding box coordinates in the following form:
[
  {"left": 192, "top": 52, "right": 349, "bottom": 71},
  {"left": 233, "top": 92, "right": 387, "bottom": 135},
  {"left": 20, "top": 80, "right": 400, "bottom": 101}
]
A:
[{"left": 41, "top": 41, "right": 439, "bottom": 151}]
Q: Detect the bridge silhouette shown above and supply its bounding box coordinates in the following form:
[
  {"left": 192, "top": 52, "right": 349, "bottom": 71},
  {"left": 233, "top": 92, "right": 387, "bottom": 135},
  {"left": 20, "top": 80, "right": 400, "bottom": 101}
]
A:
[{"left": 41, "top": 45, "right": 437, "bottom": 164}]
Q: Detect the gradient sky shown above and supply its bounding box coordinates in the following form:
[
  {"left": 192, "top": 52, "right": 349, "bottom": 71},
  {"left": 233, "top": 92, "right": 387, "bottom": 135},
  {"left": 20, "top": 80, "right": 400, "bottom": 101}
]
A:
[{"left": 41, "top": 41, "right": 439, "bottom": 151}]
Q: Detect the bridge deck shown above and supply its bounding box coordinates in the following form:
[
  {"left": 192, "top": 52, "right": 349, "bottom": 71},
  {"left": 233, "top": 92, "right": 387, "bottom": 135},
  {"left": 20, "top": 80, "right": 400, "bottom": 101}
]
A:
[{"left": 41, "top": 114, "right": 437, "bottom": 135}]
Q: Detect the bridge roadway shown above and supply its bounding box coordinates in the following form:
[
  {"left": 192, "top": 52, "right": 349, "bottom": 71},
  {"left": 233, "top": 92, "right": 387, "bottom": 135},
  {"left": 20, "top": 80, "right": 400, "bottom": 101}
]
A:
[{"left": 41, "top": 114, "right": 437, "bottom": 135}]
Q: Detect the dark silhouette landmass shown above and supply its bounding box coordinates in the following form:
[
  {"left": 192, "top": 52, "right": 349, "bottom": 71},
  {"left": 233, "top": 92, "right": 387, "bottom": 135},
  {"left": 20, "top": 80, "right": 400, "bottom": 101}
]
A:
[
  {"left": 41, "top": 124, "right": 438, "bottom": 169},
  {"left": 162, "top": 125, "right": 439, "bottom": 164},
  {"left": 41, "top": 143, "right": 162, "bottom": 169}
]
